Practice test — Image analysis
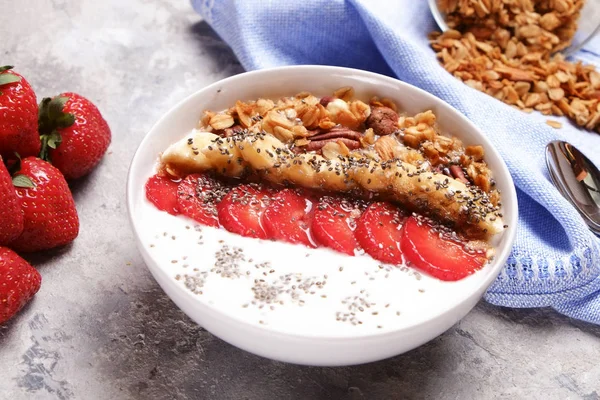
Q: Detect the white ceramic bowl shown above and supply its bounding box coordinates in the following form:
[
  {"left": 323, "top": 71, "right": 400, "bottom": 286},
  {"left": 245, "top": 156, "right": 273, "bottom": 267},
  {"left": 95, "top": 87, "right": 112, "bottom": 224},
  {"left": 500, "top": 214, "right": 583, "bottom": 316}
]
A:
[{"left": 127, "top": 66, "right": 518, "bottom": 366}]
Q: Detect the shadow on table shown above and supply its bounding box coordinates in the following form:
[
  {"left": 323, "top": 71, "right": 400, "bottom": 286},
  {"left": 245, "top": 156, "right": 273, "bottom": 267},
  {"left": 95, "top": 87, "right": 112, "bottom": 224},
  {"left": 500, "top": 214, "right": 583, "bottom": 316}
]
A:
[
  {"left": 188, "top": 21, "right": 244, "bottom": 76},
  {"left": 478, "top": 301, "right": 600, "bottom": 338}
]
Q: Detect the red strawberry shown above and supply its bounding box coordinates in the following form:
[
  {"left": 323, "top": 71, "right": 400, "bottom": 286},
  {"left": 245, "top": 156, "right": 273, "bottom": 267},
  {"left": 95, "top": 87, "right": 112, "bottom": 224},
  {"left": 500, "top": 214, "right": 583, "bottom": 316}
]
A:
[
  {"left": 0, "top": 247, "right": 41, "bottom": 324},
  {"left": 354, "top": 202, "right": 405, "bottom": 265},
  {"left": 38, "top": 92, "right": 111, "bottom": 180},
  {"left": 0, "top": 66, "right": 40, "bottom": 160},
  {"left": 0, "top": 157, "right": 24, "bottom": 245},
  {"left": 9, "top": 157, "right": 79, "bottom": 253},
  {"left": 177, "top": 173, "right": 228, "bottom": 227},
  {"left": 263, "top": 188, "right": 316, "bottom": 247},
  {"left": 312, "top": 196, "right": 364, "bottom": 255},
  {"left": 145, "top": 174, "right": 180, "bottom": 216},
  {"left": 217, "top": 184, "right": 270, "bottom": 239},
  {"left": 400, "top": 216, "right": 486, "bottom": 281}
]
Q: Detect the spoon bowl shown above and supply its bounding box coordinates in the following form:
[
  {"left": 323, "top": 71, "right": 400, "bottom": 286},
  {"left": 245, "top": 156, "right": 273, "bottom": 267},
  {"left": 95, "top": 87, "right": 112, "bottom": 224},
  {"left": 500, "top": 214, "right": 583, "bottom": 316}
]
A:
[{"left": 546, "top": 141, "right": 600, "bottom": 235}]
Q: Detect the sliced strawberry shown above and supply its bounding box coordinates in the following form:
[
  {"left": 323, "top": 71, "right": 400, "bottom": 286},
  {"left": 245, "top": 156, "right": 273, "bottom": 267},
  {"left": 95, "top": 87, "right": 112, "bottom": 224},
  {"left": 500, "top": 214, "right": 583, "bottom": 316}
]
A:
[
  {"left": 217, "top": 184, "right": 270, "bottom": 239},
  {"left": 145, "top": 174, "right": 179, "bottom": 215},
  {"left": 263, "top": 188, "right": 316, "bottom": 247},
  {"left": 177, "top": 173, "right": 227, "bottom": 227},
  {"left": 312, "top": 196, "right": 364, "bottom": 255},
  {"left": 354, "top": 202, "right": 405, "bottom": 265},
  {"left": 400, "top": 216, "right": 487, "bottom": 281}
]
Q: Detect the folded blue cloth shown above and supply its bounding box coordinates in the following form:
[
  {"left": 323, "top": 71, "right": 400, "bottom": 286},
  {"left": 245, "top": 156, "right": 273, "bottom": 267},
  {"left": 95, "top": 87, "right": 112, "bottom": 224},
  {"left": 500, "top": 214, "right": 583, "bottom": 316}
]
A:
[{"left": 192, "top": 0, "right": 600, "bottom": 324}]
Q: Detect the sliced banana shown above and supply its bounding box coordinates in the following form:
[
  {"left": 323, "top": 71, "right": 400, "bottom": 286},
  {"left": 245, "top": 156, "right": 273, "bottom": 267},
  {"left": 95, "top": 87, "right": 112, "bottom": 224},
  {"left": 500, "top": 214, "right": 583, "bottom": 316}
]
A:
[{"left": 161, "top": 130, "right": 246, "bottom": 177}]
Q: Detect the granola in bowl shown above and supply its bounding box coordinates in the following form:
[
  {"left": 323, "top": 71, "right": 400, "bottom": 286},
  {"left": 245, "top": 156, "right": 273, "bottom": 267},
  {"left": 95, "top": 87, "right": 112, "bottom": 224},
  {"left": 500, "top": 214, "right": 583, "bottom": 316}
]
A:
[{"left": 148, "top": 87, "right": 506, "bottom": 282}]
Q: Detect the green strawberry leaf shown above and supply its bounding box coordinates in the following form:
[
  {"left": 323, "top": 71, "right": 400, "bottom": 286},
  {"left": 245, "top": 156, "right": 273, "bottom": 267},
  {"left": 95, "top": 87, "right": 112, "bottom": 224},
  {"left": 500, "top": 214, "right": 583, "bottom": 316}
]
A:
[
  {"left": 49, "top": 96, "right": 69, "bottom": 120},
  {"left": 38, "top": 95, "right": 73, "bottom": 160},
  {"left": 56, "top": 112, "right": 75, "bottom": 128},
  {"left": 0, "top": 74, "right": 20, "bottom": 86},
  {"left": 39, "top": 135, "right": 50, "bottom": 161},
  {"left": 0, "top": 65, "right": 14, "bottom": 72},
  {"left": 12, "top": 174, "right": 35, "bottom": 189},
  {"left": 38, "top": 97, "right": 52, "bottom": 133},
  {"left": 38, "top": 95, "right": 73, "bottom": 134},
  {"left": 47, "top": 131, "right": 62, "bottom": 149}
]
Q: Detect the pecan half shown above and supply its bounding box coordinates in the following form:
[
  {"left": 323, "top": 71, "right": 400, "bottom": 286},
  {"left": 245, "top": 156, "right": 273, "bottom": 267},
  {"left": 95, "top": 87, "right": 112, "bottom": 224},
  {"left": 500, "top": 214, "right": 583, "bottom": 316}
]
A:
[
  {"left": 306, "top": 138, "right": 361, "bottom": 152},
  {"left": 310, "top": 127, "right": 362, "bottom": 142},
  {"left": 303, "top": 126, "right": 363, "bottom": 152}
]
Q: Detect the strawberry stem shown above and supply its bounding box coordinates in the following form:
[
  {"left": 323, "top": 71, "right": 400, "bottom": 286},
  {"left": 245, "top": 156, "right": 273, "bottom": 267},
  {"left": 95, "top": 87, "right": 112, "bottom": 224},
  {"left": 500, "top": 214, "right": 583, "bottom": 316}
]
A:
[
  {"left": 7, "top": 153, "right": 34, "bottom": 188},
  {"left": 38, "top": 96, "right": 74, "bottom": 161},
  {"left": 0, "top": 65, "right": 20, "bottom": 87}
]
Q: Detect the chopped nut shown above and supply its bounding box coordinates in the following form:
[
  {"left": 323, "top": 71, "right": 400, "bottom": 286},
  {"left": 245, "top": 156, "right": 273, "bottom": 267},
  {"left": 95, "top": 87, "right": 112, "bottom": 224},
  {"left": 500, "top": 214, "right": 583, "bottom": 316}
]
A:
[
  {"left": 465, "top": 145, "right": 485, "bottom": 161},
  {"left": 333, "top": 86, "right": 355, "bottom": 102},
  {"left": 209, "top": 113, "right": 235, "bottom": 130},
  {"left": 374, "top": 135, "right": 400, "bottom": 160},
  {"left": 295, "top": 138, "right": 310, "bottom": 147},
  {"left": 366, "top": 106, "right": 399, "bottom": 136},
  {"left": 360, "top": 128, "right": 376, "bottom": 147},
  {"left": 327, "top": 98, "right": 360, "bottom": 130}
]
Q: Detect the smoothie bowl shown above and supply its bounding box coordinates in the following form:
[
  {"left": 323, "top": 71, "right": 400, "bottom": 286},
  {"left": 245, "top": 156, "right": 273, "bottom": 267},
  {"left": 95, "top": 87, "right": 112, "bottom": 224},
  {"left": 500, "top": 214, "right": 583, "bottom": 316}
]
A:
[{"left": 127, "top": 66, "right": 518, "bottom": 366}]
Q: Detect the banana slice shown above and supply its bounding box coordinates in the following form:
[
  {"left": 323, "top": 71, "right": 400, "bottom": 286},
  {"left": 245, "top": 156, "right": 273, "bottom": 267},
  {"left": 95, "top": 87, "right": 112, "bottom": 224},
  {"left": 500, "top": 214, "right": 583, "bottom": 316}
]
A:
[{"left": 161, "top": 130, "right": 246, "bottom": 177}]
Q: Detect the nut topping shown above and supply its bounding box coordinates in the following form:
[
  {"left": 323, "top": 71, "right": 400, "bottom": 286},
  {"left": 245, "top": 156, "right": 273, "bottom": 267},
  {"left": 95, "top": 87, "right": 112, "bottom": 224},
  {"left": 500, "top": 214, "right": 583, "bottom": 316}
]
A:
[
  {"left": 366, "top": 106, "right": 400, "bottom": 136},
  {"left": 310, "top": 126, "right": 362, "bottom": 142},
  {"left": 299, "top": 126, "right": 363, "bottom": 152},
  {"left": 306, "top": 137, "right": 361, "bottom": 152}
]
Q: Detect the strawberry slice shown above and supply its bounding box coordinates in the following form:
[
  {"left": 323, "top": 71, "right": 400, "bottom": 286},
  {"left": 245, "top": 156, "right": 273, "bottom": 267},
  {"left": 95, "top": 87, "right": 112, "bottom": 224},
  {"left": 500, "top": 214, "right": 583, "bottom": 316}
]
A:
[
  {"left": 217, "top": 184, "right": 270, "bottom": 239},
  {"left": 354, "top": 202, "right": 405, "bottom": 264},
  {"left": 312, "top": 196, "right": 364, "bottom": 255},
  {"left": 145, "top": 174, "right": 179, "bottom": 215},
  {"left": 263, "top": 188, "right": 316, "bottom": 247},
  {"left": 177, "top": 173, "right": 227, "bottom": 227},
  {"left": 400, "top": 216, "right": 487, "bottom": 281}
]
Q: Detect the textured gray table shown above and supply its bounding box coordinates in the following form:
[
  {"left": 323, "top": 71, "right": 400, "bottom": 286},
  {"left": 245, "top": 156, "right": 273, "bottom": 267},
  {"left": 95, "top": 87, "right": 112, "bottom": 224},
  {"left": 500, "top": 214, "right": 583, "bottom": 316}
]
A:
[{"left": 1, "top": 1, "right": 599, "bottom": 399}]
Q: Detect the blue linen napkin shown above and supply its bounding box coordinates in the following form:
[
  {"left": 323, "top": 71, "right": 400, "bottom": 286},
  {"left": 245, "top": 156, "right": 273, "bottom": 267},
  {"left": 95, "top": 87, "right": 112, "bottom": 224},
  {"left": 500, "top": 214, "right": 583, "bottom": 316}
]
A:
[{"left": 191, "top": 0, "right": 600, "bottom": 324}]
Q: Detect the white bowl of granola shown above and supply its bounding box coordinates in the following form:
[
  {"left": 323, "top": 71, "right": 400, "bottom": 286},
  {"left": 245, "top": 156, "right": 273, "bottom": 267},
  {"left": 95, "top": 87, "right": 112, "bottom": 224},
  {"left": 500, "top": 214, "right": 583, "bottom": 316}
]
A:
[{"left": 127, "top": 65, "right": 518, "bottom": 366}]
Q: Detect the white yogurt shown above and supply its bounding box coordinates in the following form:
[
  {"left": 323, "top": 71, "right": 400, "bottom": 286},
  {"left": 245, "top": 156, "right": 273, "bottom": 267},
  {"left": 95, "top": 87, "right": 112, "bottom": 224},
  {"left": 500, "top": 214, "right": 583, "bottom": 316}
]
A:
[{"left": 137, "top": 196, "right": 491, "bottom": 338}]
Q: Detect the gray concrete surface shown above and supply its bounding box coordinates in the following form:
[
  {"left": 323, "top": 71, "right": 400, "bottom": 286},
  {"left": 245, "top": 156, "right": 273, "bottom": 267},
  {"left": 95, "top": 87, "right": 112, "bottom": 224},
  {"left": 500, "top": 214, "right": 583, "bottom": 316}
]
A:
[{"left": 1, "top": 1, "right": 599, "bottom": 399}]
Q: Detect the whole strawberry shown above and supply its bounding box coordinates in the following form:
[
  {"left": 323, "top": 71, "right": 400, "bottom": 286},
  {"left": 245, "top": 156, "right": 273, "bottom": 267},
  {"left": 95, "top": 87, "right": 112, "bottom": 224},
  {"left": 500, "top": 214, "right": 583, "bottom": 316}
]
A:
[
  {"left": 0, "top": 156, "right": 24, "bottom": 245},
  {"left": 0, "top": 66, "right": 40, "bottom": 160},
  {"left": 10, "top": 157, "right": 79, "bottom": 253},
  {"left": 39, "top": 92, "right": 111, "bottom": 180},
  {"left": 0, "top": 247, "right": 41, "bottom": 324}
]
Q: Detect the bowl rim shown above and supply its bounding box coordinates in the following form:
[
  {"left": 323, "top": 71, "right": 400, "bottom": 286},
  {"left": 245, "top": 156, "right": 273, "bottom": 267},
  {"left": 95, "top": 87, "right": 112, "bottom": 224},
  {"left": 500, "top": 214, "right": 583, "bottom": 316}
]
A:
[{"left": 126, "top": 64, "right": 519, "bottom": 341}]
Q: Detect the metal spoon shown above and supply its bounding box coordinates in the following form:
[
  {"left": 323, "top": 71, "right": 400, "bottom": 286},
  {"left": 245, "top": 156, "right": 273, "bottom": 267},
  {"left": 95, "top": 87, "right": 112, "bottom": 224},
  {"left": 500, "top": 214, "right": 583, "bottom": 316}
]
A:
[
  {"left": 545, "top": 141, "right": 600, "bottom": 236},
  {"left": 428, "top": 0, "right": 600, "bottom": 57}
]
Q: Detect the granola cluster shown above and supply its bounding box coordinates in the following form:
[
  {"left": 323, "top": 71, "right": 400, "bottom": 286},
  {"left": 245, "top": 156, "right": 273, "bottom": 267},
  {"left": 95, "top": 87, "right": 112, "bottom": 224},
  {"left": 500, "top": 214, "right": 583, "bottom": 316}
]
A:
[
  {"left": 197, "top": 87, "right": 499, "bottom": 204},
  {"left": 430, "top": 0, "right": 600, "bottom": 132}
]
